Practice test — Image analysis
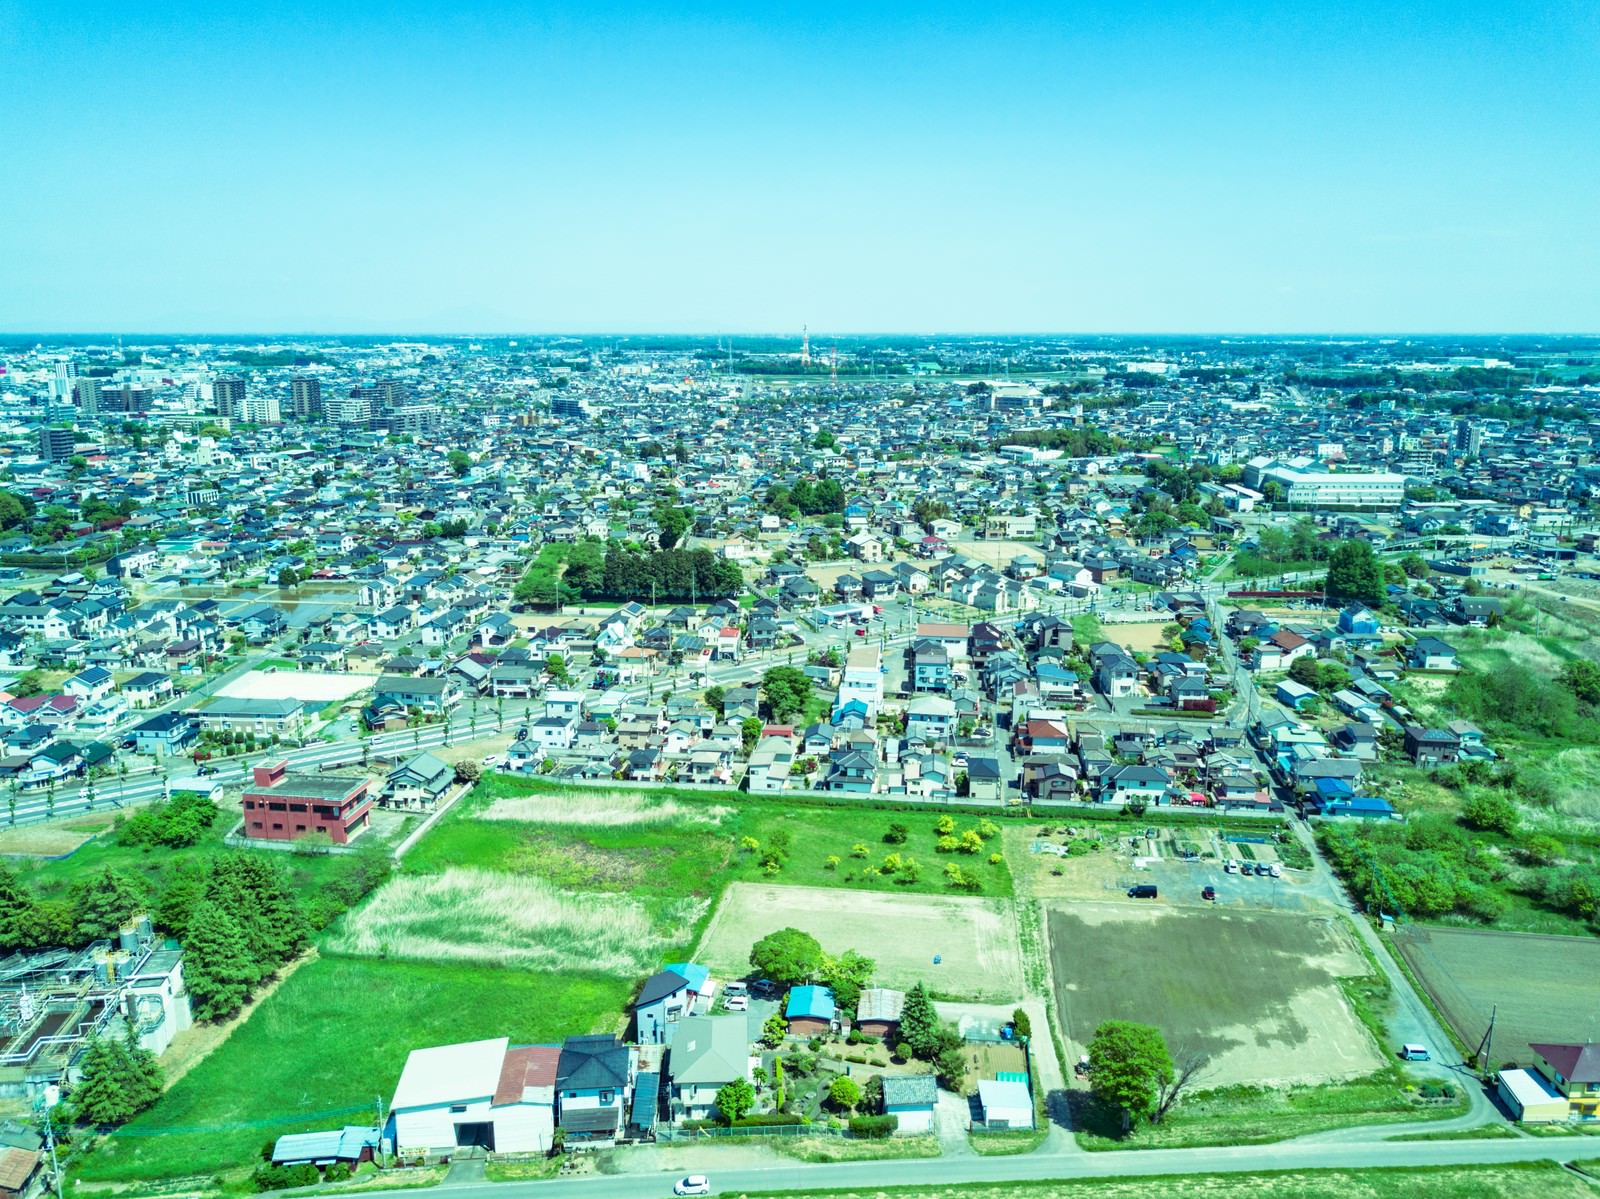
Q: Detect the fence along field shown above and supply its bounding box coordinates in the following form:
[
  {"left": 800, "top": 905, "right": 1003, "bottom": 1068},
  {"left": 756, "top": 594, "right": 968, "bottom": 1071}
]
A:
[{"left": 1394, "top": 925, "right": 1600, "bottom": 1064}]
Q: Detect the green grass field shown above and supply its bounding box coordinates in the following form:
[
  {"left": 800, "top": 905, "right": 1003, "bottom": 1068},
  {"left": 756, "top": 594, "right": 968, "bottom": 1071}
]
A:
[
  {"left": 411, "top": 775, "right": 1013, "bottom": 903},
  {"left": 73, "top": 956, "right": 628, "bottom": 1183},
  {"left": 78, "top": 777, "right": 1015, "bottom": 1184},
  {"left": 740, "top": 1163, "right": 1589, "bottom": 1199}
]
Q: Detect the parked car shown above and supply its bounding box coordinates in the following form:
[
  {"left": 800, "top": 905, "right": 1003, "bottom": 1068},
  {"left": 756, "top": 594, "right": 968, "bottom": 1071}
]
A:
[
  {"left": 1127, "top": 884, "right": 1158, "bottom": 899},
  {"left": 1399, "top": 1044, "right": 1430, "bottom": 1062},
  {"left": 724, "top": 995, "right": 748, "bottom": 1012},
  {"left": 674, "top": 1176, "right": 712, "bottom": 1196},
  {"left": 1223, "top": 860, "right": 1236, "bottom": 874},
  {"left": 723, "top": 980, "right": 748, "bottom": 996},
  {"left": 1268, "top": 863, "right": 1282, "bottom": 878},
  {"left": 854, "top": 627, "right": 868, "bottom": 637},
  {"left": 1201, "top": 885, "right": 1217, "bottom": 901},
  {"left": 1254, "top": 862, "right": 1271, "bottom": 876}
]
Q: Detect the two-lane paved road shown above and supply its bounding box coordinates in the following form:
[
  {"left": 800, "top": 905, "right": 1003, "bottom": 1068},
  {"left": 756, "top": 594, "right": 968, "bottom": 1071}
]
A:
[{"left": 361, "top": 1134, "right": 1578, "bottom": 1199}]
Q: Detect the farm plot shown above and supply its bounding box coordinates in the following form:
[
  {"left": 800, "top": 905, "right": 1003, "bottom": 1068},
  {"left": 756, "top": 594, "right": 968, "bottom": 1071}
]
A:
[
  {"left": 697, "top": 882, "right": 1023, "bottom": 1002},
  {"left": 1394, "top": 926, "right": 1600, "bottom": 1061},
  {"left": 1049, "top": 903, "right": 1384, "bottom": 1087}
]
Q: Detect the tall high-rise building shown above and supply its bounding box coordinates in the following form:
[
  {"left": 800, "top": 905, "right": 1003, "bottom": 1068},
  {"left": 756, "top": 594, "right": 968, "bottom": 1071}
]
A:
[
  {"left": 73, "top": 377, "right": 103, "bottom": 416},
  {"left": 39, "top": 427, "right": 76, "bottom": 461},
  {"left": 100, "top": 386, "right": 154, "bottom": 414},
  {"left": 1454, "top": 420, "right": 1482, "bottom": 457},
  {"left": 356, "top": 378, "right": 436, "bottom": 433},
  {"left": 213, "top": 375, "right": 247, "bottom": 419},
  {"left": 290, "top": 377, "right": 323, "bottom": 421},
  {"left": 54, "top": 360, "right": 79, "bottom": 402}
]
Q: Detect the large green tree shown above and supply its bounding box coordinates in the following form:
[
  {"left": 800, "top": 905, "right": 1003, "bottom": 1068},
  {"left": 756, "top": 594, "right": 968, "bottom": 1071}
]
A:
[
  {"left": 1324, "top": 540, "right": 1386, "bottom": 607},
  {"left": 1087, "top": 1020, "right": 1174, "bottom": 1130},
  {"left": 819, "top": 949, "right": 876, "bottom": 1013},
  {"left": 74, "top": 1031, "right": 163, "bottom": 1126},
  {"left": 897, "top": 981, "right": 941, "bottom": 1059},
  {"left": 182, "top": 900, "right": 258, "bottom": 1020},
  {"left": 71, "top": 869, "right": 147, "bottom": 943},
  {"left": 761, "top": 666, "right": 813, "bottom": 723},
  {"left": 715, "top": 1077, "right": 755, "bottom": 1124},
  {"left": 748, "top": 927, "right": 824, "bottom": 986}
]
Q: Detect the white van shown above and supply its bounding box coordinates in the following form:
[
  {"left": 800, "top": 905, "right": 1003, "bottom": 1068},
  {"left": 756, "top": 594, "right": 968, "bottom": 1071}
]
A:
[{"left": 1400, "top": 1043, "right": 1430, "bottom": 1062}]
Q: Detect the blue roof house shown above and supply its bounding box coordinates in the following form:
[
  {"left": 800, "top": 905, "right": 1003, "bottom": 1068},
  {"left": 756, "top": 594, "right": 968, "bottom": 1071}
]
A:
[{"left": 785, "top": 985, "right": 836, "bottom": 1034}]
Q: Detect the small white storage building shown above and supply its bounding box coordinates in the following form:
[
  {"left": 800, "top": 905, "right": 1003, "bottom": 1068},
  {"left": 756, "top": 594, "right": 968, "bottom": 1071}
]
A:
[
  {"left": 1498, "top": 1068, "right": 1570, "bottom": 1124},
  {"left": 976, "top": 1078, "right": 1034, "bottom": 1129}
]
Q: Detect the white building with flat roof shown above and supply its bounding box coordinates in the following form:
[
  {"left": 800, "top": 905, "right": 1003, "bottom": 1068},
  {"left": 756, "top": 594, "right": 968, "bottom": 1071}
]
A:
[{"left": 1244, "top": 458, "right": 1405, "bottom": 509}]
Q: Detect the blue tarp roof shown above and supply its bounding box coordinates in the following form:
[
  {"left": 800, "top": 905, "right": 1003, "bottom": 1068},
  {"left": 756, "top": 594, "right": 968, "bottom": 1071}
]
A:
[{"left": 1314, "top": 777, "right": 1355, "bottom": 797}]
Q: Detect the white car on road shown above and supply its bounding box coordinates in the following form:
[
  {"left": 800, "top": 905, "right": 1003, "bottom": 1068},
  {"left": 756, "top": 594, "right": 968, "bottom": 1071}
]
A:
[{"left": 673, "top": 1177, "right": 712, "bottom": 1196}]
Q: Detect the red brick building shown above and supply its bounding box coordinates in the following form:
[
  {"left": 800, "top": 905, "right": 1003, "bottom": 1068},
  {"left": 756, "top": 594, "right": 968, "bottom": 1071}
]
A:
[{"left": 242, "top": 760, "right": 372, "bottom": 844}]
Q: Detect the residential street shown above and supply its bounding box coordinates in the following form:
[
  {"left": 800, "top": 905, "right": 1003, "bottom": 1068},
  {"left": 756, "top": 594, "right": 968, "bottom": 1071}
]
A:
[{"left": 358, "top": 1134, "right": 1584, "bottom": 1199}]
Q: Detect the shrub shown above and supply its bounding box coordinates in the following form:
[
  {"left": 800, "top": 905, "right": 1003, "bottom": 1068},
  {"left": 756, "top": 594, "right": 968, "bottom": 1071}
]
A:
[
  {"left": 884, "top": 823, "right": 908, "bottom": 845},
  {"left": 849, "top": 1114, "right": 897, "bottom": 1139},
  {"left": 325, "top": 1162, "right": 351, "bottom": 1182},
  {"left": 1460, "top": 792, "right": 1518, "bottom": 836},
  {"left": 732, "top": 1112, "right": 805, "bottom": 1127}
]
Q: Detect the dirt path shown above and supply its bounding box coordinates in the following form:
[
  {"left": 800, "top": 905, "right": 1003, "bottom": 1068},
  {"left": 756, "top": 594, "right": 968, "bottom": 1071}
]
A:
[{"left": 160, "top": 950, "right": 317, "bottom": 1087}]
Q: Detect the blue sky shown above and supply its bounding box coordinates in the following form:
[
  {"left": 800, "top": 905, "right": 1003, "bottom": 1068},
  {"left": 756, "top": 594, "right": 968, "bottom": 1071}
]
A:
[{"left": 2, "top": 0, "right": 1597, "bottom": 332}]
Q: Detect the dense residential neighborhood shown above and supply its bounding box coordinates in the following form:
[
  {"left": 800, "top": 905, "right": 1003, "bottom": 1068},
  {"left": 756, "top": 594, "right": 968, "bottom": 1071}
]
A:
[{"left": 0, "top": 334, "right": 1597, "bottom": 1198}]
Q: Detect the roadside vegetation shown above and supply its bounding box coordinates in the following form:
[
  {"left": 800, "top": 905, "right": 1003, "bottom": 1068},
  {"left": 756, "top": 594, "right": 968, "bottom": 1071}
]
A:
[
  {"left": 1317, "top": 617, "right": 1600, "bottom": 936},
  {"left": 737, "top": 1161, "right": 1589, "bottom": 1199}
]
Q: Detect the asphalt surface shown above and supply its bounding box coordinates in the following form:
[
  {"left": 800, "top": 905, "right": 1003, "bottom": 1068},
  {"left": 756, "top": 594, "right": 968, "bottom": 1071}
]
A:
[{"left": 359, "top": 1135, "right": 1582, "bottom": 1198}]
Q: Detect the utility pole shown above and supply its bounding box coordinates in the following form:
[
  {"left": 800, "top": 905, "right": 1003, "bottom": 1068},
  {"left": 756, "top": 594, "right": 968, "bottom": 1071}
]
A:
[
  {"left": 40, "top": 1093, "right": 63, "bottom": 1199},
  {"left": 1473, "top": 1004, "right": 1497, "bottom": 1073},
  {"left": 375, "top": 1093, "right": 388, "bottom": 1167}
]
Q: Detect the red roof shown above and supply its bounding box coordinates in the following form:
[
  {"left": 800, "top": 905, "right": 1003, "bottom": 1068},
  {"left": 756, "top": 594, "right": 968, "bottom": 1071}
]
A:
[
  {"left": 1269, "top": 630, "right": 1308, "bottom": 650},
  {"left": 1531, "top": 1042, "right": 1600, "bottom": 1084},
  {"left": 494, "top": 1045, "right": 560, "bottom": 1105}
]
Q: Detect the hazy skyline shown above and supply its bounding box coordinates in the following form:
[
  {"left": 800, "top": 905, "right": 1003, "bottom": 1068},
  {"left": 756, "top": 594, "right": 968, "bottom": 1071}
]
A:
[{"left": 3, "top": 0, "right": 1598, "bottom": 333}]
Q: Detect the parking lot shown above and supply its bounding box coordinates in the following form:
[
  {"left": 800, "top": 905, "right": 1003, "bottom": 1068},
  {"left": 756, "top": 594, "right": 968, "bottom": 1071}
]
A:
[{"left": 1011, "top": 823, "right": 1325, "bottom": 912}]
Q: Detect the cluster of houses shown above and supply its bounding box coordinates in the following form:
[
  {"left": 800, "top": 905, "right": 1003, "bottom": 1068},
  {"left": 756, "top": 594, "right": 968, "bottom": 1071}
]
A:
[{"left": 271, "top": 962, "right": 1033, "bottom": 1168}]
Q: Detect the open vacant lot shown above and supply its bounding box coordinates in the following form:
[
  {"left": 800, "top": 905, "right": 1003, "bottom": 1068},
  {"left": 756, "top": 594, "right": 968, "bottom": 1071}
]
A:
[
  {"left": 217, "top": 668, "right": 375, "bottom": 701},
  {"left": 1049, "top": 903, "right": 1383, "bottom": 1087},
  {"left": 698, "top": 882, "right": 1023, "bottom": 1002},
  {"left": 1395, "top": 925, "right": 1600, "bottom": 1062}
]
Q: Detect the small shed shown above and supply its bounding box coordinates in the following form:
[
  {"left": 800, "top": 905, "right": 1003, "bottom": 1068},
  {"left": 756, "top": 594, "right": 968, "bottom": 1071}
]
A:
[
  {"left": 976, "top": 1077, "right": 1033, "bottom": 1130},
  {"left": 1497, "top": 1068, "right": 1569, "bottom": 1123},
  {"left": 880, "top": 1074, "right": 937, "bottom": 1134},
  {"left": 1274, "top": 679, "right": 1318, "bottom": 710},
  {"left": 0, "top": 1147, "right": 39, "bottom": 1199},
  {"left": 855, "top": 987, "right": 905, "bottom": 1040},
  {"left": 271, "top": 1126, "right": 379, "bottom": 1167}
]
